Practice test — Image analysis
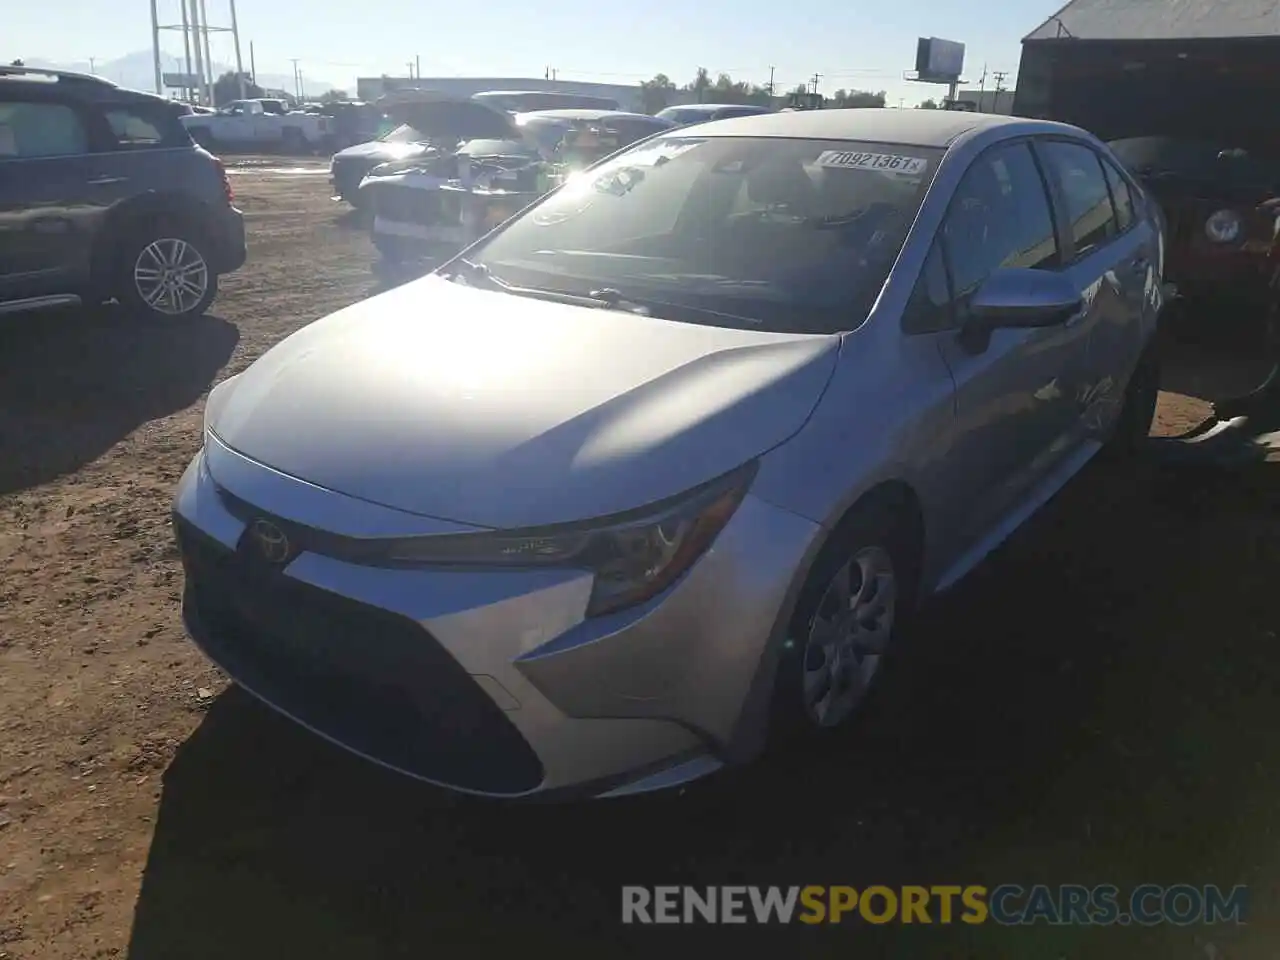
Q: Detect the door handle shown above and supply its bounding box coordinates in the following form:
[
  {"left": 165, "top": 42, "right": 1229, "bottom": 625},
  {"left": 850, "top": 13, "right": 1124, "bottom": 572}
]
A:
[{"left": 88, "top": 176, "right": 127, "bottom": 186}]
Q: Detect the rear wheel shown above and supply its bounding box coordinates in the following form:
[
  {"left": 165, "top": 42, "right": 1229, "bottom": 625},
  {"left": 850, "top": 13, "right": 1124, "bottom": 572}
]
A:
[{"left": 114, "top": 221, "right": 218, "bottom": 320}]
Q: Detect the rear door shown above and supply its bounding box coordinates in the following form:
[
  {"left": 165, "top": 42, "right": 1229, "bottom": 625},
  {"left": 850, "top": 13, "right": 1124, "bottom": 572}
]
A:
[
  {"left": 1034, "top": 138, "right": 1147, "bottom": 438},
  {"left": 0, "top": 93, "right": 98, "bottom": 301},
  {"left": 906, "top": 139, "right": 1092, "bottom": 559}
]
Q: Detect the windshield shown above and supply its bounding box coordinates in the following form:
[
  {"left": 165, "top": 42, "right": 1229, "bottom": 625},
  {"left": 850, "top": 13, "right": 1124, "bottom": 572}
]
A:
[
  {"left": 464, "top": 136, "right": 941, "bottom": 334},
  {"left": 1108, "top": 137, "right": 1277, "bottom": 187},
  {"left": 659, "top": 108, "right": 714, "bottom": 126},
  {"left": 380, "top": 123, "right": 428, "bottom": 143}
]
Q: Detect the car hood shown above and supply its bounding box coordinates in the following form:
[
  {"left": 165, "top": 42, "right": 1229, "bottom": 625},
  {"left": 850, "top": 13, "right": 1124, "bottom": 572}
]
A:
[
  {"left": 207, "top": 275, "right": 839, "bottom": 529},
  {"left": 380, "top": 95, "right": 519, "bottom": 141},
  {"left": 333, "top": 139, "right": 432, "bottom": 164}
]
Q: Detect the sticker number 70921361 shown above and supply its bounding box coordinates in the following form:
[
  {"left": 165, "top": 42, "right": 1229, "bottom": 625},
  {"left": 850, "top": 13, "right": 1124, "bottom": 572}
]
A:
[{"left": 815, "top": 150, "right": 928, "bottom": 175}]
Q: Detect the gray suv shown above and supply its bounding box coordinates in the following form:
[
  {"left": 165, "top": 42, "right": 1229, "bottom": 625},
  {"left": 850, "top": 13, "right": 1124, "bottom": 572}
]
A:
[{"left": 0, "top": 66, "right": 246, "bottom": 320}]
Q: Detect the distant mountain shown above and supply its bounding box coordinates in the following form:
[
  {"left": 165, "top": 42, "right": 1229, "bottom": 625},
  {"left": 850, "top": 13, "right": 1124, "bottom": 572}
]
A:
[{"left": 21, "top": 50, "right": 341, "bottom": 99}]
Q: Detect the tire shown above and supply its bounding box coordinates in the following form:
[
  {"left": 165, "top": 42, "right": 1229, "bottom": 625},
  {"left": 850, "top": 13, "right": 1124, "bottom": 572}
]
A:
[
  {"left": 769, "top": 502, "right": 920, "bottom": 743},
  {"left": 1103, "top": 340, "right": 1161, "bottom": 458},
  {"left": 114, "top": 220, "right": 219, "bottom": 321}
]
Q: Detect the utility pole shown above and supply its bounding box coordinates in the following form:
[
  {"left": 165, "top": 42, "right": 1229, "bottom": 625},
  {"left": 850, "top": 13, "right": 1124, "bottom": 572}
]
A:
[
  {"left": 766, "top": 65, "right": 775, "bottom": 96},
  {"left": 405, "top": 61, "right": 414, "bottom": 79},
  {"left": 249, "top": 41, "right": 256, "bottom": 84},
  {"left": 88, "top": 57, "right": 96, "bottom": 75},
  {"left": 289, "top": 58, "right": 301, "bottom": 100},
  {"left": 415, "top": 54, "right": 421, "bottom": 79},
  {"left": 180, "top": 0, "right": 194, "bottom": 102},
  {"left": 199, "top": 0, "right": 215, "bottom": 97},
  {"left": 187, "top": 0, "right": 208, "bottom": 104},
  {"left": 149, "top": 0, "right": 162, "bottom": 93},
  {"left": 991, "top": 70, "right": 1008, "bottom": 113},
  {"left": 809, "top": 73, "right": 822, "bottom": 95},
  {"left": 230, "top": 0, "right": 246, "bottom": 99}
]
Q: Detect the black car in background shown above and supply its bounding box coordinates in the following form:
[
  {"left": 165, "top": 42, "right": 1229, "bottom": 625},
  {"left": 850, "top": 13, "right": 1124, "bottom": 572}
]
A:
[
  {"left": 0, "top": 65, "right": 246, "bottom": 320},
  {"left": 655, "top": 103, "right": 772, "bottom": 127}
]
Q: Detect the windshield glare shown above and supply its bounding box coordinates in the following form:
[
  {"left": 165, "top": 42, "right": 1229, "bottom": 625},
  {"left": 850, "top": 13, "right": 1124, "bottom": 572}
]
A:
[{"left": 466, "top": 136, "right": 941, "bottom": 334}]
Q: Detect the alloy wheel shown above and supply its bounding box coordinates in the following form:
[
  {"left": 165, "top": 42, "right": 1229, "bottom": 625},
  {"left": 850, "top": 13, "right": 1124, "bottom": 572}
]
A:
[{"left": 133, "top": 238, "right": 209, "bottom": 316}]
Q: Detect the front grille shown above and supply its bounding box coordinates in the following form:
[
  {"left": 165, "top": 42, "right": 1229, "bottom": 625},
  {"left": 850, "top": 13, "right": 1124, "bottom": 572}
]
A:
[
  {"left": 174, "top": 515, "right": 545, "bottom": 795},
  {"left": 375, "top": 184, "right": 454, "bottom": 226}
]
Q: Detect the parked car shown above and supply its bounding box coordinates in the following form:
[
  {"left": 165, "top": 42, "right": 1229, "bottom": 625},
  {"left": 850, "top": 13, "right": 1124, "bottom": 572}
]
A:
[
  {"left": 173, "top": 109, "right": 1164, "bottom": 800},
  {"left": 181, "top": 98, "right": 331, "bottom": 154},
  {"left": 1107, "top": 136, "right": 1278, "bottom": 329},
  {"left": 365, "top": 107, "right": 673, "bottom": 263},
  {"left": 471, "top": 89, "right": 621, "bottom": 114},
  {"left": 327, "top": 94, "right": 511, "bottom": 209},
  {"left": 0, "top": 65, "right": 245, "bottom": 320},
  {"left": 656, "top": 102, "right": 772, "bottom": 126}
]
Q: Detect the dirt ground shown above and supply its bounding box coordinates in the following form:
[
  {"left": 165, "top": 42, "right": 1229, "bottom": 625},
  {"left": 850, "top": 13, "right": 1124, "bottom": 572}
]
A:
[{"left": 1, "top": 160, "right": 1279, "bottom": 959}]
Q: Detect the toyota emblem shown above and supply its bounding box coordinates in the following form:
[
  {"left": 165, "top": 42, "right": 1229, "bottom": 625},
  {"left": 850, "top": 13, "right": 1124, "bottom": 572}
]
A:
[{"left": 249, "top": 518, "right": 292, "bottom": 564}]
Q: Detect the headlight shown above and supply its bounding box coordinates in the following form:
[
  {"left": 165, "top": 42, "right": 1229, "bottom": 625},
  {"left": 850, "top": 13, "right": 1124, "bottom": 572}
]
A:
[
  {"left": 1205, "top": 208, "right": 1242, "bottom": 244},
  {"left": 377, "top": 462, "right": 757, "bottom": 617}
]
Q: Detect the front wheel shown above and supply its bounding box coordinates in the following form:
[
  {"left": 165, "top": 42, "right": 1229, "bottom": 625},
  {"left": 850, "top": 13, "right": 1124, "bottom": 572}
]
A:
[
  {"left": 115, "top": 225, "right": 218, "bottom": 320},
  {"left": 770, "top": 506, "right": 918, "bottom": 741}
]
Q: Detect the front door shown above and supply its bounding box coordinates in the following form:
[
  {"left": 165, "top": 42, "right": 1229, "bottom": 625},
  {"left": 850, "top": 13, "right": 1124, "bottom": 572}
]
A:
[{"left": 922, "top": 139, "right": 1093, "bottom": 564}]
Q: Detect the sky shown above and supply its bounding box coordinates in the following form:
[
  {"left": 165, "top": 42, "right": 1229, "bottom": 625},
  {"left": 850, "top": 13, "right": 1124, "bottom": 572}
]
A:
[{"left": 9, "top": 0, "right": 1064, "bottom": 106}]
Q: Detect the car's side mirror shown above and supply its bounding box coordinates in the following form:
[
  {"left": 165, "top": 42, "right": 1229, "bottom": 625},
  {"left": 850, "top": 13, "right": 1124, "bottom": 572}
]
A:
[
  {"left": 969, "top": 268, "right": 1082, "bottom": 329},
  {"left": 958, "top": 268, "right": 1082, "bottom": 352}
]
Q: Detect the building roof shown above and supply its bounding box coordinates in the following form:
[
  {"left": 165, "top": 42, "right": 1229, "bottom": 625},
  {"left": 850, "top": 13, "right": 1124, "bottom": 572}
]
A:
[
  {"left": 1025, "top": 0, "right": 1280, "bottom": 42},
  {"left": 685, "top": 108, "right": 1029, "bottom": 148}
]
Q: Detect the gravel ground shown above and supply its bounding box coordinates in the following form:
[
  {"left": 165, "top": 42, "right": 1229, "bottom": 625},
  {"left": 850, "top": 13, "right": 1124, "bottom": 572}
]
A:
[{"left": 1, "top": 160, "right": 1278, "bottom": 959}]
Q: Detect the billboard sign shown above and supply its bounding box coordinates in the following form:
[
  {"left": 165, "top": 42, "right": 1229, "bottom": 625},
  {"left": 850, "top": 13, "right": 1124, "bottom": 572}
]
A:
[
  {"left": 163, "top": 72, "right": 201, "bottom": 89},
  {"left": 915, "top": 38, "right": 966, "bottom": 82}
]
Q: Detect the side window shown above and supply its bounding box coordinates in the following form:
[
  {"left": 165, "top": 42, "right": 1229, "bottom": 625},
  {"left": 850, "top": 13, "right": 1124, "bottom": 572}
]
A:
[
  {"left": 0, "top": 101, "right": 89, "bottom": 159},
  {"left": 902, "top": 241, "right": 953, "bottom": 334},
  {"left": 941, "top": 141, "right": 1059, "bottom": 315},
  {"left": 1038, "top": 140, "right": 1118, "bottom": 258},
  {"left": 1100, "top": 156, "right": 1134, "bottom": 232},
  {"left": 103, "top": 104, "right": 186, "bottom": 150}
]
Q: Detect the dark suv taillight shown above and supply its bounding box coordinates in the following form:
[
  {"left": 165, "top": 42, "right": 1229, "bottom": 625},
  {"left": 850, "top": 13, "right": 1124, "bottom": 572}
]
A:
[{"left": 212, "top": 156, "right": 234, "bottom": 204}]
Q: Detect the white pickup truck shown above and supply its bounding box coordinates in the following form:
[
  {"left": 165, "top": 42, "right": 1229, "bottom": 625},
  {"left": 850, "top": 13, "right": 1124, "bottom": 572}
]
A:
[{"left": 181, "top": 99, "right": 331, "bottom": 153}]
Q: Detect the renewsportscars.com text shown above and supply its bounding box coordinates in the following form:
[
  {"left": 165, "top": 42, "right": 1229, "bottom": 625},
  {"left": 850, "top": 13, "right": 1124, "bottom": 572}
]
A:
[{"left": 621, "top": 884, "right": 1248, "bottom": 926}]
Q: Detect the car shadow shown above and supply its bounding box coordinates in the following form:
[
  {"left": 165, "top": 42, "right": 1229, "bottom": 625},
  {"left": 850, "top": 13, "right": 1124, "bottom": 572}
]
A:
[
  {"left": 0, "top": 306, "right": 238, "bottom": 495},
  {"left": 127, "top": 455, "right": 1280, "bottom": 957}
]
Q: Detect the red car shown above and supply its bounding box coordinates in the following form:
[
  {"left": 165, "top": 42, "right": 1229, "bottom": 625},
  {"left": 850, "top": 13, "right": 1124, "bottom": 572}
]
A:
[{"left": 1108, "top": 136, "right": 1279, "bottom": 327}]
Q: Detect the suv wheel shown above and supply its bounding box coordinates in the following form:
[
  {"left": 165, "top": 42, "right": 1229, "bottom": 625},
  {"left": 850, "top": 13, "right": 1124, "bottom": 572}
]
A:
[{"left": 116, "top": 224, "right": 218, "bottom": 320}]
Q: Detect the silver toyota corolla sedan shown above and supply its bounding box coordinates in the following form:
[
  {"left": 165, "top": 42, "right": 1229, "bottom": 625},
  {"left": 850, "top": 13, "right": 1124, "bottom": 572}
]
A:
[{"left": 173, "top": 109, "right": 1166, "bottom": 800}]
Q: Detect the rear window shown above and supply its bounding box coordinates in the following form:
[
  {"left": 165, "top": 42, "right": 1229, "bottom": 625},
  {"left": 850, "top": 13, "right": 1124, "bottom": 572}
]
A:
[
  {"left": 102, "top": 101, "right": 190, "bottom": 149},
  {"left": 469, "top": 136, "right": 943, "bottom": 334}
]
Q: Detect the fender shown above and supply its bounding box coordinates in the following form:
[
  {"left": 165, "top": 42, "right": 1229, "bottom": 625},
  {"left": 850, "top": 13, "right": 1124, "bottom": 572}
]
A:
[{"left": 90, "top": 191, "right": 226, "bottom": 292}]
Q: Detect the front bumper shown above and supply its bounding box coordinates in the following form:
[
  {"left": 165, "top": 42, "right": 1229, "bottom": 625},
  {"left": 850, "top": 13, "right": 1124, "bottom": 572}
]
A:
[{"left": 172, "top": 434, "right": 820, "bottom": 799}]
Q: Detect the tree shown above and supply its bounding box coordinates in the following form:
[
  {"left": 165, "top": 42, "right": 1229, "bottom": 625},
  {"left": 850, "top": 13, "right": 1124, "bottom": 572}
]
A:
[
  {"left": 918, "top": 98, "right": 939, "bottom": 109},
  {"left": 212, "top": 71, "right": 263, "bottom": 106},
  {"left": 318, "top": 89, "right": 350, "bottom": 103},
  {"left": 639, "top": 73, "right": 676, "bottom": 114},
  {"left": 830, "top": 88, "right": 886, "bottom": 108},
  {"left": 688, "top": 67, "right": 711, "bottom": 103}
]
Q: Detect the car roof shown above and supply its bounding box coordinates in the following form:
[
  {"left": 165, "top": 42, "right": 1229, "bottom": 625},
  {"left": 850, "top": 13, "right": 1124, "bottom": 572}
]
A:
[
  {"left": 668, "top": 107, "right": 1054, "bottom": 147},
  {"left": 0, "top": 66, "right": 170, "bottom": 106},
  {"left": 662, "top": 103, "right": 766, "bottom": 113},
  {"left": 516, "top": 109, "right": 669, "bottom": 123}
]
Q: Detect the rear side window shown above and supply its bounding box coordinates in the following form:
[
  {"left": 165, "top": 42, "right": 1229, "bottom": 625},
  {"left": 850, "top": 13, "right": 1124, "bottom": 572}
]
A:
[
  {"left": 1100, "top": 157, "right": 1134, "bottom": 232},
  {"left": 1038, "top": 140, "right": 1118, "bottom": 259},
  {"left": 102, "top": 102, "right": 189, "bottom": 149},
  {"left": 0, "top": 101, "right": 88, "bottom": 159}
]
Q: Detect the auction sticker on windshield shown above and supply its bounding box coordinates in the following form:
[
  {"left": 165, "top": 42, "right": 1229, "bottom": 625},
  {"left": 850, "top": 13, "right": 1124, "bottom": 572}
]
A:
[{"left": 816, "top": 150, "right": 928, "bottom": 176}]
